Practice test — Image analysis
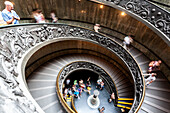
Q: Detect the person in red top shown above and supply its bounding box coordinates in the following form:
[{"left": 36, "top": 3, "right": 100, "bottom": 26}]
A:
[{"left": 148, "top": 60, "right": 161, "bottom": 72}]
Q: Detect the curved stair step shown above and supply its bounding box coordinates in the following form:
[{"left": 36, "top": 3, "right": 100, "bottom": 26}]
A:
[
  {"left": 145, "top": 93, "right": 170, "bottom": 103},
  {"left": 143, "top": 100, "right": 170, "bottom": 113},
  {"left": 150, "top": 81, "right": 170, "bottom": 89},
  {"left": 146, "top": 88, "right": 170, "bottom": 100},
  {"left": 146, "top": 86, "right": 170, "bottom": 92},
  {"left": 140, "top": 106, "right": 154, "bottom": 113},
  {"left": 144, "top": 96, "right": 170, "bottom": 110}
]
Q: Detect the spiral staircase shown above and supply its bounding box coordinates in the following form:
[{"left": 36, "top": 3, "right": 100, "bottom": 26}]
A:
[
  {"left": 26, "top": 36, "right": 170, "bottom": 113},
  {"left": 27, "top": 54, "right": 134, "bottom": 112},
  {"left": 0, "top": 0, "right": 170, "bottom": 113},
  {"left": 0, "top": 23, "right": 169, "bottom": 113}
]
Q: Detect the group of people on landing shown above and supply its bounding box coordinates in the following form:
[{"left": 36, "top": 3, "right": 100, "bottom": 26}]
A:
[
  {"left": 63, "top": 77, "right": 106, "bottom": 100},
  {"left": 63, "top": 77, "right": 92, "bottom": 101}
]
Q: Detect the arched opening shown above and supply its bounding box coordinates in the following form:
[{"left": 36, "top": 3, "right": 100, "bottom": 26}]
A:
[{"left": 65, "top": 69, "right": 99, "bottom": 86}]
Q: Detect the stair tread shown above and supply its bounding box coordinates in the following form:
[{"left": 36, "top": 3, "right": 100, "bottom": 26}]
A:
[
  {"left": 144, "top": 100, "right": 170, "bottom": 113},
  {"left": 144, "top": 96, "right": 170, "bottom": 111}
]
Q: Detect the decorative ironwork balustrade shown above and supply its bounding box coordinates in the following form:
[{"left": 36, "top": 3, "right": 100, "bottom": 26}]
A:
[{"left": 0, "top": 23, "right": 144, "bottom": 113}]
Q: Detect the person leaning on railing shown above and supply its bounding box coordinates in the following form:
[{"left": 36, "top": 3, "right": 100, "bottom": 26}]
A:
[{"left": 1, "top": 1, "right": 20, "bottom": 25}]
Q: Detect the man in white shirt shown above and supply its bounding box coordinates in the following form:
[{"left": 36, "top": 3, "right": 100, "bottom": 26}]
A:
[
  {"left": 1, "top": 1, "right": 20, "bottom": 25},
  {"left": 65, "top": 78, "right": 70, "bottom": 88},
  {"left": 94, "top": 24, "right": 100, "bottom": 33},
  {"left": 143, "top": 73, "right": 156, "bottom": 86},
  {"left": 123, "top": 35, "right": 133, "bottom": 50}
]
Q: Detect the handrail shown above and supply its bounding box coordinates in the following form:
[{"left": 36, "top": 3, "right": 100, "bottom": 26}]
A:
[
  {"left": 56, "top": 67, "right": 76, "bottom": 113},
  {"left": 0, "top": 23, "right": 145, "bottom": 113},
  {"left": 71, "top": 96, "right": 78, "bottom": 113},
  {"left": 89, "top": 0, "right": 170, "bottom": 46}
]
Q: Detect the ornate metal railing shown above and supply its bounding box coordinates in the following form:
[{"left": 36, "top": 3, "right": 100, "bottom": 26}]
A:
[
  {"left": 0, "top": 23, "right": 144, "bottom": 113},
  {"left": 57, "top": 61, "right": 119, "bottom": 113},
  {"left": 90, "top": 0, "right": 170, "bottom": 45}
]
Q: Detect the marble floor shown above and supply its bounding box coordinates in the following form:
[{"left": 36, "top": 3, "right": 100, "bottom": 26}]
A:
[{"left": 74, "top": 81, "right": 121, "bottom": 113}]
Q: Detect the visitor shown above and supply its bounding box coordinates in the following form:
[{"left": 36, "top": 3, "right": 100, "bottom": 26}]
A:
[
  {"left": 1, "top": 1, "right": 20, "bottom": 24},
  {"left": 64, "top": 88, "right": 68, "bottom": 96},
  {"left": 74, "top": 89, "right": 79, "bottom": 99},
  {"left": 79, "top": 79, "right": 85, "bottom": 89},
  {"left": 32, "top": 9, "right": 38, "bottom": 23},
  {"left": 94, "top": 24, "right": 100, "bottom": 33},
  {"left": 144, "top": 73, "right": 157, "bottom": 86},
  {"left": 148, "top": 60, "right": 162, "bottom": 72},
  {"left": 32, "top": 9, "right": 46, "bottom": 23},
  {"left": 123, "top": 35, "right": 133, "bottom": 50},
  {"left": 109, "top": 92, "right": 115, "bottom": 103},
  {"left": 78, "top": 87, "right": 83, "bottom": 97},
  {"left": 96, "top": 78, "right": 102, "bottom": 89},
  {"left": 65, "top": 78, "right": 70, "bottom": 88},
  {"left": 121, "top": 108, "right": 125, "bottom": 113},
  {"left": 63, "top": 88, "right": 68, "bottom": 101},
  {"left": 50, "top": 10, "right": 58, "bottom": 23},
  {"left": 74, "top": 80, "right": 78, "bottom": 88},
  {"left": 68, "top": 88, "right": 72, "bottom": 97},
  {"left": 86, "top": 85, "right": 92, "bottom": 95},
  {"left": 86, "top": 77, "right": 92, "bottom": 94},
  {"left": 100, "top": 80, "right": 104, "bottom": 90},
  {"left": 86, "top": 77, "right": 91, "bottom": 87},
  {"left": 98, "top": 106, "right": 105, "bottom": 113},
  {"left": 72, "top": 85, "right": 76, "bottom": 92},
  {"left": 79, "top": 79, "right": 83, "bottom": 85}
]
